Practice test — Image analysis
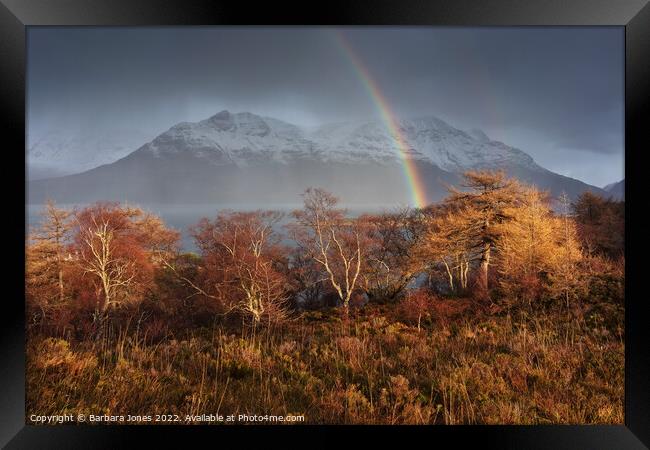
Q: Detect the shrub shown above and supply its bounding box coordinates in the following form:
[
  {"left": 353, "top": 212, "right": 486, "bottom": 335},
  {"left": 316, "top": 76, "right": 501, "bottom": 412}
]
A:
[{"left": 399, "top": 289, "right": 435, "bottom": 330}]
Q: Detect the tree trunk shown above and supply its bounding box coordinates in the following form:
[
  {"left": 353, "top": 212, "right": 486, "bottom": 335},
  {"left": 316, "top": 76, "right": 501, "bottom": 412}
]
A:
[
  {"left": 478, "top": 242, "right": 491, "bottom": 295},
  {"left": 102, "top": 282, "right": 111, "bottom": 313},
  {"left": 461, "top": 261, "right": 469, "bottom": 290},
  {"left": 58, "top": 268, "right": 64, "bottom": 302},
  {"left": 443, "top": 260, "right": 454, "bottom": 292}
]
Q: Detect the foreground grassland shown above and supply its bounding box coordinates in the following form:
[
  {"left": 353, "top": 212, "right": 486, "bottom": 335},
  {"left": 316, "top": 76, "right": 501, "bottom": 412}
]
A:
[{"left": 27, "top": 304, "right": 623, "bottom": 425}]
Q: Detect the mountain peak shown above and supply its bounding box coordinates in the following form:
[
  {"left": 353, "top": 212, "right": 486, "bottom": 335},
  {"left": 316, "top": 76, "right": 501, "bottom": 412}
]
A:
[
  {"left": 200, "top": 110, "right": 274, "bottom": 137},
  {"left": 210, "top": 110, "right": 232, "bottom": 120},
  {"left": 208, "top": 110, "right": 264, "bottom": 122},
  {"left": 207, "top": 110, "right": 235, "bottom": 129},
  {"left": 467, "top": 128, "right": 490, "bottom": 143}
]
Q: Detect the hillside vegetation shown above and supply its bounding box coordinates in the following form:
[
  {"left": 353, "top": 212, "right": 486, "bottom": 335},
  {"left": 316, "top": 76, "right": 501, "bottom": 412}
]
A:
[{"left": 26, "top": 171, "right": 624, "bottom": 424}]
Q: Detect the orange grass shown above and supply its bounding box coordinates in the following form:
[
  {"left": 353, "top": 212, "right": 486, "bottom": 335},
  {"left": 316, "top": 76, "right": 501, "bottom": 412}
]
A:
[{"left": 26, "top": 304, "right": 623, "bottom": 425}]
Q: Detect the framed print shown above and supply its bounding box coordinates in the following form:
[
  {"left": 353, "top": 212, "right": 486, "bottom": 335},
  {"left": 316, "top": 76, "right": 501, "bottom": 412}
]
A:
[{"left": 1, "top": 0, "right": 649, "bottom": 448}]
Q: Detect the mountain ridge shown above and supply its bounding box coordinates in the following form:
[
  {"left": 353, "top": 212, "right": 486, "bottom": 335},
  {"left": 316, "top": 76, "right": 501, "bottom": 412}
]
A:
[
  {"left": 604, "top": 179, "right": 625, "bottom": 200},
  {"left": 132, "top": 110, "right": 541, "bottom": 171},
  {"left": 28, "top": 110, "right": 607, "bottom": 206}
]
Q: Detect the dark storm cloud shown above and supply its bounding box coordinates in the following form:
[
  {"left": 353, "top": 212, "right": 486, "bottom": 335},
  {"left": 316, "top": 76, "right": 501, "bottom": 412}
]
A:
[{"left": 27, "top": 26, "right": 624, "bottom": 186}]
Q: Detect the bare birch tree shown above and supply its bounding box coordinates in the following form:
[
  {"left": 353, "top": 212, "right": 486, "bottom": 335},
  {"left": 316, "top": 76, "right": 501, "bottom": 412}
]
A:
[
  {"left": 73, "top": 203, "right": 179, "bottom": 317},
  {"left": 78, "top": 216, "right": 137, "bottom": 313},
  {"left": 291, "top": 188, "right": 368, "bottom": 311},
  {"left": 190, "top": 210, "right": 289, "bottom": 325}
]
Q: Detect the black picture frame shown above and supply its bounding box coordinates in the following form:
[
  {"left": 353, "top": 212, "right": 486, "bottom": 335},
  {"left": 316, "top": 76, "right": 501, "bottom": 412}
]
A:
[{"left": 1, "top": 0, "right": 648, "bottom": 448}]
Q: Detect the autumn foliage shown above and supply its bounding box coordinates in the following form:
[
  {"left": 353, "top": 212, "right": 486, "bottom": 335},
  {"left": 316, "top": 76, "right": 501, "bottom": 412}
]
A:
[
  {"left": 189, "top": 210, "right": 290, "bottom": 325},
  {"left": 25, "top": 171, "right": 625, "bottom": 424}
]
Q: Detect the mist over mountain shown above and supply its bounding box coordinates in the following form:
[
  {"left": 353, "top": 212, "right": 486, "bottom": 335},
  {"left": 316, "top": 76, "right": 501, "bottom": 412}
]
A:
[
  {"left": 28, "top": 111, "right": 606, "bottom": 206},
  {"left": 28, "top": 129, "right": 153, "bottom": 180},
  {"left": 604, "top": 179, "right": 625, "bottom": 200}
]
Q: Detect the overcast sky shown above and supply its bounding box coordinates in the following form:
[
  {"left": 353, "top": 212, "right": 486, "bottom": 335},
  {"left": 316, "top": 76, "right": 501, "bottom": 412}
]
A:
[{"left": 27, "top": 27, "right": 624, "bottom": 187}]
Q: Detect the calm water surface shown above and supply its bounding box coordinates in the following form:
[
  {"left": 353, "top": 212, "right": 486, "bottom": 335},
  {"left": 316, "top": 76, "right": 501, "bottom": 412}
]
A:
[{"left": 27, "top": 203, "right": 396, "bottom": 251}]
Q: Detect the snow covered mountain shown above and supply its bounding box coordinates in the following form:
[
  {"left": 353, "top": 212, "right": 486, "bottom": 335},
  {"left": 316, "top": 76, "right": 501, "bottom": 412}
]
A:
[
  {"left": 28, "top": 110, "right": 606, "bottom": 205},
  {"left": 28, "top": 129, "right": 153, "bottom": 179},
  {"left": 136, "top": 110, "right": 539, "bottom": 172}
]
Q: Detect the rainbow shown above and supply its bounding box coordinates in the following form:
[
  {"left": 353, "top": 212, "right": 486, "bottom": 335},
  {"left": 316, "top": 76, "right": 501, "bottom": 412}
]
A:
[{"left": 334, "top": 30, "right": 428, "bottom": 208}]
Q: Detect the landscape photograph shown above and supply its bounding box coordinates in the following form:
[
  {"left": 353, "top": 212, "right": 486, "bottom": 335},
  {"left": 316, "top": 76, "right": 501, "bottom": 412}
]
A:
[{"left": 25, "top": 26, "right": 625, "bottom": 425}]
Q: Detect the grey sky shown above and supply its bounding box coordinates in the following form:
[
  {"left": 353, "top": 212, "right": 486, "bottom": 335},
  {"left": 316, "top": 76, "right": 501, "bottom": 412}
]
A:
[{"left": 27, "top": 26, "right": 624, "bottom": 187}]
